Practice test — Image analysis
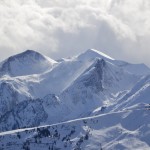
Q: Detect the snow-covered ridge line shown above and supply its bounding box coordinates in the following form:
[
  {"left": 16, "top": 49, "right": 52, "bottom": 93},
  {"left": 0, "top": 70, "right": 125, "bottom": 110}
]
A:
[
  {"left": 0, "top": 48, "right": 150, "bottom": 134},
  {"left": 77, "top": 49, "right": 115, "bottom": 61},
  {"left": 0, "top": 49, "right": 150, "bottom": 149}
]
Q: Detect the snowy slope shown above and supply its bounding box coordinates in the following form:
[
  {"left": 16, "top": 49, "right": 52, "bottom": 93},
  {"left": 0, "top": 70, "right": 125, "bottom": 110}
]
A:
[
  {"left": 0, "top": 49, "right": 150, "bottom": 149},
  {"left": 38, "top": 57, "right": 93, "bottom": 95},
  {"left": 0, "top": 109, "right": 149, "bottom": 150},
  {"left": 61, "top": 58, "right": 139, "bottom": 119},
  {"left": 112, "top": 75, "right": 150, "bottom": 111},
  {"left": 114, "top": 60, "right": 150, "bottom": 76}
]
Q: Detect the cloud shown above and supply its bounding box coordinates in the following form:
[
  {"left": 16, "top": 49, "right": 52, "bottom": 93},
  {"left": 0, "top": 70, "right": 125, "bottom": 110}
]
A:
[{"left": 0, "top": 0, "right": 150, "bottom": 66}]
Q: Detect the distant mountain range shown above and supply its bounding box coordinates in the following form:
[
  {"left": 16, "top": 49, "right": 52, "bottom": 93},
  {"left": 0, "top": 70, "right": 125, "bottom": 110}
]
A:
[{"left": 0, "top": 49, "right": 150, "bottom": 150}]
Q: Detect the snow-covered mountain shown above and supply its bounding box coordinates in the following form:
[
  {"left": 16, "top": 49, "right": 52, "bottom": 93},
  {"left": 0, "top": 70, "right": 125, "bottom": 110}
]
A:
[
  {"left": 0, "top": 49, "right": 150, "bottom": 149},
  {"left": 0, "top": 50, "right": 57, "bottom": 77}
]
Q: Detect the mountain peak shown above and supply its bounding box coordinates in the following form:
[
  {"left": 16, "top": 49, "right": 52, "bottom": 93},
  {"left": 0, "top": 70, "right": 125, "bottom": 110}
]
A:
[
  {"left": 77, "top": 49, "right": 115, "bottom": 62},
  {"left": 22, "top": 49, "right": 38, "bottom": 54},
  {"left": 94, "top": 58, "right": 106, "bottom": 67},
  {"left": 0, "top": 50, "right": 57, "bottom": 77},
  {"left": 9, "top": 49, "right": 46, "bottom": 61},
  {"left": 87, "top": 49, "right": 114, "bottom": 60}
]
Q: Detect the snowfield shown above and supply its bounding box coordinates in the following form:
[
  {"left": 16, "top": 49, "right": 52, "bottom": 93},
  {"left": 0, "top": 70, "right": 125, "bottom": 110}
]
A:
[{"left": 0, "top": 49, "right": 150, "bottom": 149}]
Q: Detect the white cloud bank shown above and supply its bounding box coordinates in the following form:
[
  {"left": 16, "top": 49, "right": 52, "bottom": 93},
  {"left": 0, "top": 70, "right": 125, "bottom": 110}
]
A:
[{"left": 0, "top": 0, "right": 150, "bottom": 66}]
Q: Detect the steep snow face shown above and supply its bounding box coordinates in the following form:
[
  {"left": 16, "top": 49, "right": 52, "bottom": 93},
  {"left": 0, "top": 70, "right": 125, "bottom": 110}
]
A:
[
  {"left": 0, "top": 109, "right": 149, "bottom": 150},
  {"left": 0, "top": 50, "right": 57, "bottom": 77},
  {"left": 38, "top": 56, "right": 93, "bottom": 94},
  {"left": 61, "top": 59, "right": 139, "bottom": 118}
]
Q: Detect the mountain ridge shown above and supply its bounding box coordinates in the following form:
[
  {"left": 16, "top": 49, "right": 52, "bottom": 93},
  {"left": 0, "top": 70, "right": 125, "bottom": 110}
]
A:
[{"left": 0, "top": 49, "right": 150, "bottom": 149}]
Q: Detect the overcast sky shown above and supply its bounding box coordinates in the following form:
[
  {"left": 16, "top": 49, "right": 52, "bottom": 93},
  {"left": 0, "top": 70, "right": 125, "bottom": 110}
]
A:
[{"left": 0, "top": 0, "right": 150, "bottom": 66}]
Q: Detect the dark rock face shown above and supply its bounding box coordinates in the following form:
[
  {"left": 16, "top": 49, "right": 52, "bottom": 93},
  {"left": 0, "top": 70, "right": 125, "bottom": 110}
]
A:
[
  {"left": 82, "top": 59, "right": 105, "bottom": 92},
  {"left": 61, "top": 59, "right": 106, "bottom": 106}
]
